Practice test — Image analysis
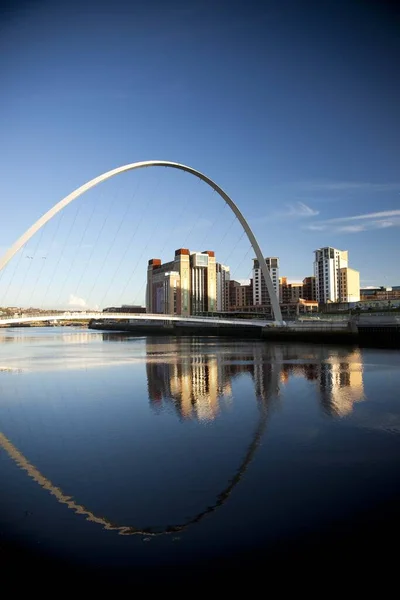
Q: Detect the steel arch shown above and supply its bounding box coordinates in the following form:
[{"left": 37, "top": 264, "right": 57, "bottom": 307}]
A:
[{"left": 0, "top": 160, "right": 282, "bottom": 322}]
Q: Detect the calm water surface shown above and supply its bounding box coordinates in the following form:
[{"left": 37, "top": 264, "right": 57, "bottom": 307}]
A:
[{"left": 0, "top": 327, "right": 400, "bottom": 573}]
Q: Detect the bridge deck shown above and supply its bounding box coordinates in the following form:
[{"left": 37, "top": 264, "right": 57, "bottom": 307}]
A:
[{"left": 0, "top": 313, "right": 274, "bottom": 327}]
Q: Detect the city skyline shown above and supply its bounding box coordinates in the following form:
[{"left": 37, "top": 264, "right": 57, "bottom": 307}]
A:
[
  {"left": 0, "top": 0, "right": 399, "bottom": 308},
  {"left": 4, "top": 234, "right": 400, "bottom": 313},
  {"left": 145, "top": 244, "right": 362, "bottom": 316}
]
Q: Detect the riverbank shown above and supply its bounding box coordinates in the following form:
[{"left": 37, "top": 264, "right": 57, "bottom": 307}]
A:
[
  {"left": 88, "top": 320, "right": 400, "bottom": 348},
  {"left": 89, "top": 320, "right": 264, "bottom": 338}
]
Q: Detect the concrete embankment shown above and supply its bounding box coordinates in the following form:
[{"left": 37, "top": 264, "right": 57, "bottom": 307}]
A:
[
  {"left": 356, "top": 317, "right": 400, "bottom": 348},
  {"left": 89, "top": 321, "right": 264, "bottom": 339},
  {"left": 261, "top": 327, "right": 358, "bottom": 344},
  {"left": 262, "top": 319, "right": 399, "bottom": 347},
  {"left": 89, "top": 317, "right": 400, "bottom": 348}
]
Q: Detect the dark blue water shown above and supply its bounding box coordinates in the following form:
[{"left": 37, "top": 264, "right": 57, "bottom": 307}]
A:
[{"left": 0, "top": 328, "right": 399, "bottom": 577}]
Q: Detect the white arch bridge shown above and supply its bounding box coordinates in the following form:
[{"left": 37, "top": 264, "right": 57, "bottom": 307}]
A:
[
  {"left": 0, "top": 160, "right": 284, "bottom": 324},
  {"left": 0, "top": 312, "right": 274, "bottom": 327}
]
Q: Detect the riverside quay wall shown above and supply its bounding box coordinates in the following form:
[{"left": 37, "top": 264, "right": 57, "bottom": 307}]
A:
[{"left": 89, "top": 316, "right": 400, "bottom": 348}]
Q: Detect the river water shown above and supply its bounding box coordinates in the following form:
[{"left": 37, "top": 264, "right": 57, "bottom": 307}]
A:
[{"left": 0, "top": 327, "right": 399, "bottom": 580}]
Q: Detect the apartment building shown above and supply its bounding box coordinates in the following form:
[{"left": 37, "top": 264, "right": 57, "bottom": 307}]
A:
[
  {"left": 253, "top": 257, "right": 279, "bottom": 305},
  {"left": 216, "top": 263, "right": 230, "bottom": 311},
  {"left": 302, "top": 276, "right": 317, "bottom": 301},
  {"left": 279, "top": 277, "right": 304, "bottom": 303},
  {"left": 314, "top": 247, "right": 360, "bottom": 303},
  {"left": 227, "top": 279, "right": 253, "bottom": 310},
  {"left": 340, "top": 267, "right": 360, "bottom": 302}
]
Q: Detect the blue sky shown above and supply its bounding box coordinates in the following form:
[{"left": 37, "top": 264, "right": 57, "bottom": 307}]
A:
[{"left": 0, "top": 0, "right": 399, "bottom": 308}]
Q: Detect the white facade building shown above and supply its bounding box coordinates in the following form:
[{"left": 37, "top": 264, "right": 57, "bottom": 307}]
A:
[
  {"left": 216, "top": 263, "right": 230, "bottom": 311},
  {"left": 253, "top": 257, "right": 279, "bottom": 305},
  {"left": 314, "top": 247, "right": 349, "bottom": 303}
]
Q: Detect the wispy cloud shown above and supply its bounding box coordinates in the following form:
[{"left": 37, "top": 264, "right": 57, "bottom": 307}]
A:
[
  {"left": 295, "top": 182, "right": 400, "bottom": 193},
  {"left": 274, "top": 201, "right": 319, "bottom": 219},
  {"left": 306, "top": 224, "right": 327, "bottom": 231},
  {"left": 336, "top": 224, "right": 367, "bottom": 233},
  {"left": 326, "top": 209, "right": 400, "bottom": 223},
  {"left": 289, "top": 202, "right": 319, "bottom": 217},
  {"left": 304, "top": 209, "right": 400, "bottom": 234},
  {"left": 376, "top": 220, "right": 396, "bottom": 229},
  {"left": 253, "top": 201, "right": 319, "bottom": 225},
  {"left": 268, "top": 182, "right": 400, "bottom": 209}
]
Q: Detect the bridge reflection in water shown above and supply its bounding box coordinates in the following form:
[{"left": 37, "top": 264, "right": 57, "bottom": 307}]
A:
[{"left": 0, "top": 332, "right": 365, "bottom": 539}]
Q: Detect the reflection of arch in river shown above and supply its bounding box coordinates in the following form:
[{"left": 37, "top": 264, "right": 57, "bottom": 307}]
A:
[
  {"left": 0, "top": 393, "right": 270, "bottom": 538},
  {"left": 0, "top": 343, "right": 365, "bottom": 537}
]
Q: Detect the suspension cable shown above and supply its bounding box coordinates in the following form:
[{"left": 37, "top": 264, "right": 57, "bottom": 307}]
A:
[
  {"left": 97, "top": 178, "right": 143, "bottom": 308},
  {"left": 220, "top": 228, "right": 247, "bottom": 269},
  {"left": 130, "top": 172, "right": 199, "bottom": 307},
  {"left": 5, "top": 216, "right": 47, "bottom": 308},
  {"left": 17, "top": 219, "right": 52, "bottom": 309},
  {"left": 0, "top": 244, "right": 26, "bottom": 308},
  {"left": 71, "top": 183, "right": 125, "bottom": 309},
  {"left": 29, "top": 211, "right": 65, "bottom": 309},
  {"left": 228, "top": 243, "right": 253, "bottom": 282},
  {"left": 197, "top": 192, "right": 229, "bottom": 251},
  {"left": 39, "top": 201, "right": 82, "bottom": 309},
  {"left": 84, "top": 186, "right": 125, "bottom": 309},
  {"left": 54, "top": 196, "right": 98, "bottom": 307},
  {"left": 116, "top": 171, "right": 164, "bottom": 305},
  {"left": 86, "top": 181, "right": 151, "bottom": 309},
  {"left": 215, "top": 213, "right": 239, "bottom": 261},
  {"left": 130, "top": 174, "right": 207, "bottom": 309},
  {"left": 73, "top": 189, "right": 110, "bottom": 302}
]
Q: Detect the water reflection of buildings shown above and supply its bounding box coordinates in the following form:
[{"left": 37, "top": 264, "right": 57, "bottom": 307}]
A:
[
  {"left": 145, "top": 340, "right": 365, "bottom": 421},
  {"left": 318, "top": 349, "right": 365, "bottom": 417},
  {"left": 146, "top": 340, "right": 282, "bottom": 422},
  {"left": 278, "top": 348, "right": 364, "bottom": 417}
]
